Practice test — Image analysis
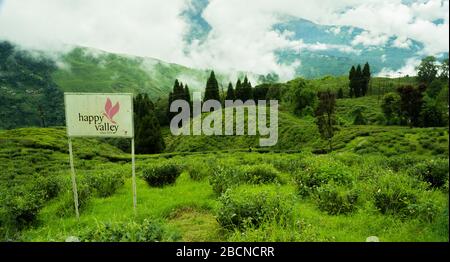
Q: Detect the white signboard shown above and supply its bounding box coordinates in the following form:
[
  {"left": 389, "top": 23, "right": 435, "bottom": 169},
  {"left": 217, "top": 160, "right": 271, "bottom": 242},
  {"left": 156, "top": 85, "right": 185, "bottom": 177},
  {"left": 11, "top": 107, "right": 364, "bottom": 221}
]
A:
[{"left": 64, "top": 93, "right": 134, "bottom": 138}]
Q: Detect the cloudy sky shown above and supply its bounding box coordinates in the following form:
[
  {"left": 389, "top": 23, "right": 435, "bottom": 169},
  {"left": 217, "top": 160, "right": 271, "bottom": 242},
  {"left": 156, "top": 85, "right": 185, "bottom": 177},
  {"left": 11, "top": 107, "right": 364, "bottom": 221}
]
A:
[{"left": 0, "top": 0, "right": 448, "bottom": 78}]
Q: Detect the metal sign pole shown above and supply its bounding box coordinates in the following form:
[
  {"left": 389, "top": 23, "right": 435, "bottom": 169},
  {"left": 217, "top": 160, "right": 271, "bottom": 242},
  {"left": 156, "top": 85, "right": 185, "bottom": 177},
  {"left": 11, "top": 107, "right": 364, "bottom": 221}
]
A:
[
  {"left": 68, "top": 137, "right": 80, "bottom": 220},
  {"left": 131, "top": 137, "right": 137, "bottom": 215}
]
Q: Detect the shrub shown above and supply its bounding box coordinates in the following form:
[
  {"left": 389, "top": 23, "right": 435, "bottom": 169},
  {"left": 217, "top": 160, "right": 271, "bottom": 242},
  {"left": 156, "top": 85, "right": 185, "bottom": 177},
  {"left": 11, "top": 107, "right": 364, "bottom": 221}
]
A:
[
  {"left": 374, "top": 174, "right": 418, "bottom": 216},
  {"left": 269, "top": 158, "right": 305, "bottom": 173},
  {"left": 83, "top": 170, "right": 125, "bottom": 197},
  {"left": 373, "top": 173, "right": 439, "bottom": 221},
  {"left": 217, "top": 185, "right": 293, "bottom": 230},
  {"left": 408, "top": 159, "right": 449, "bottom": 188},
  {"left": 185, "top": 163, "right": 212, "bottom": 181},
  {"left": 210, "top": 166, "right": 241, "bottom": 196},
  {"left": 294, "top": 159, "right": 353, "bottom": 197},
  {"left": 81, "top": 219, "right": 167, "bottom": 242},
  {"left": 2, "top": 188, "right": 44, "bottom": 227},
  {"left": 31, "top": 176, "right": 62, "bottom": 201},
  {"left": 142, "top": 163, "right": 181, "bottom": 187},
  {"left": 314, "top": 183, "right": 359, "bottom": 215},
  {"left": 385, "top": 155, "right": 421, "bottom": 172},
  {"left": 241, "top": 164, "right": 280, "bottom": 184},
  {"left": 210, "top": 164, "right": 281, "bottom": 196}
]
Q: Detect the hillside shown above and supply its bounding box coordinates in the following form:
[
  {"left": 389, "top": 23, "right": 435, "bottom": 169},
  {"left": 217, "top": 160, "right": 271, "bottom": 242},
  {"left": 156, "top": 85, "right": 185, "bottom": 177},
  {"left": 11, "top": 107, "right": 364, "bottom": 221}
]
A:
[
  {"left": 0, "top": 41, "right": 257, "bottom": 129},
  {"left": 163, "top": 102, "right": 448, "bottom": 157}
]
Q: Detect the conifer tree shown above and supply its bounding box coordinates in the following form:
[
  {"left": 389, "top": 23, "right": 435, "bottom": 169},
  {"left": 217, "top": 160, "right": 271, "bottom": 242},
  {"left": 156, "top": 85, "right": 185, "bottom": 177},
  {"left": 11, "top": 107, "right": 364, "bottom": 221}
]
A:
[
  {"left": 362, "top": 62, "right": 371, "bottom": 96},
  {"left": 235, "top": 78, "right": 243, "bottom": 100},
  {"left": 355, "top": 64, "right": 363, "bottom": 97},
  {"left": 349, "top": 66, "right": 356, "bottom": 97},
  {"left": 226, "top": 82, "right": 235, "bottom": 100},
  {"left": 184, "top": 84, "right": 191, "bottom": 104},
  {"left": 241, "top": 75, "right": 253, "bottom": 101},
  {"left": 203, "top": 70, "right": 220, "bottom": 102}
]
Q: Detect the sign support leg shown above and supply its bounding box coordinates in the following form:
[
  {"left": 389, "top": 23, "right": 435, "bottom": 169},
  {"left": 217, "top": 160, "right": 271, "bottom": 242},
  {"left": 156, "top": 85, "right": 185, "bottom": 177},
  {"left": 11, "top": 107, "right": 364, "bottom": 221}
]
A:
[
  {"left": 131, "top": 137, "right": 137, "bottom": 215},
  {"left": 68, "top": 137, "right": 80, "bottom": 220}
]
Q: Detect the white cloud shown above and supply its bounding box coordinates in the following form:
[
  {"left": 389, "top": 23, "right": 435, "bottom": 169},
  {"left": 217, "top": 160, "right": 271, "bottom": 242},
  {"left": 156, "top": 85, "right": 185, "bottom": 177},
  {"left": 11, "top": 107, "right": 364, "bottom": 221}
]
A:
[
  {"left": 377, "top": 57, "right": 421, "bottom": 77},
  {"left": 0, "top": 0, "right": 448, "bottom": 80},
  {"left": 0, "top": 0, "right": 188, "bottom": 62},
  {"left": 325, "top": 0, "right": 449, "bottom": 54},
  {"left": 351, "top": 31, "right": 389, "bottom": 47},
  {"left": 392, "top": 36, "right": 413, "bottom": 49}
]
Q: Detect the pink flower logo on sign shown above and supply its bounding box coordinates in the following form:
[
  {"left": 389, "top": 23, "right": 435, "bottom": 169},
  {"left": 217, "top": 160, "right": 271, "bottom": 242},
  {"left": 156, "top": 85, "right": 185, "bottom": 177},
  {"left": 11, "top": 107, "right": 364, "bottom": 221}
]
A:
[{"left": 103, "top": 97, "right": 120, "bottom": 124}]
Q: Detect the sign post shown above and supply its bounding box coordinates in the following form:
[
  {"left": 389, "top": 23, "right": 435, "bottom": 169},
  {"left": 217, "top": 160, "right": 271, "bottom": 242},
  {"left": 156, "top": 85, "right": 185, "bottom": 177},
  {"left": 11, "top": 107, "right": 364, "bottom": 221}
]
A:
[{"left": 64, "top": 93, "right": 135, "bottom": 218}]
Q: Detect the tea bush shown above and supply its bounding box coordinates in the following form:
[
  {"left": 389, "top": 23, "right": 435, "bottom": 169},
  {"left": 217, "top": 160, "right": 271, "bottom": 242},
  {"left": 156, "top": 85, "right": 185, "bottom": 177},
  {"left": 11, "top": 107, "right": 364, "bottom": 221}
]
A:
[
  {"left": 31, "top": 176, "right": 62, "bottom": 201},
  {"left": 385, "top": 155, "right": 423, "bottom": 172},
  {"left": 81, "top": 219, "right": 167, "bottom": 242},
  {"left": 185, "top": 162, "right": 212, "bottom": 181},
  {"left": 217, "top": 185, "right": 293, "bottom": 230},
  {"left": 294, "top": 159, "right": 353, "bottom": 197},
  {"left": 408, "top": 159, "right": 449, "bottom": 188},
  {"left": 142, "top": 163, "right": 182, "bottom": 187},
  {"left": 83, "top": 170, "right": 125, "bottom": 197},
  {"left": 2, "top": 187, "right": 44, "bottom": 227},
  {"left": 210, "top": 166, "right": 242, "bottom": 196},
  {"left": 241, "top": 164, "right": 280, "bottom": 184},
  {"left": 210, "top": 164, "right": 281, "bottom": 195},
  {"left": 314, "top": 183, "right": 359, "bottom": 215},
  {"left": 373, "top": 173, "right": 439, "bottom": 221}
]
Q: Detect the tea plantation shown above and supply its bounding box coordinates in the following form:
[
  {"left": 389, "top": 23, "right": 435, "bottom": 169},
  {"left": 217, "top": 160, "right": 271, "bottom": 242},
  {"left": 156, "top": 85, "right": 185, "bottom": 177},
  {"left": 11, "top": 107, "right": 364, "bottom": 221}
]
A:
[{"left": 0, "top": 122, "right": 448, "bottom": 242}]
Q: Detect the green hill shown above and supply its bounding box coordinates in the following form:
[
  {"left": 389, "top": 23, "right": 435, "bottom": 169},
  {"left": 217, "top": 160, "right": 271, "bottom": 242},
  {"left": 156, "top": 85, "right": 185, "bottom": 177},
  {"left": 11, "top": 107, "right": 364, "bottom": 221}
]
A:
[
  {"left": 0, "top": 41, "right": 257, "bottom": 129},
  {"left": 163, "top": 95, "right": 448, "bottom": 156}
]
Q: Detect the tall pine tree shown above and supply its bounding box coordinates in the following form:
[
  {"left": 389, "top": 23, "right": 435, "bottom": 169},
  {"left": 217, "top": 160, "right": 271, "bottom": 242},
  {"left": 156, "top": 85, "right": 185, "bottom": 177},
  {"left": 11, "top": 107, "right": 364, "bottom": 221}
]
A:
[
  {"left": 355, "top": 64, "right": 363, "bottom": 97},
  {"left": 235, "top": 78, "right": 243, "bottom": 100},
  {"left": 349, "top": 66, "right": 356, "bottom": 98},
  {"left": 184, "top": 84, "right": 191, "bottom": 104},
  {"left": 203, "top": 71, "right": 220, "bottom": 102},
  {"left": 241, "top": 75, "right": 253, "bottom": 101},
  {"left": 362, "top": 62, "right": 371, "bottom": 96},
  {"left": 225, "top": 82, "right": 235, "bottom": 100}
]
